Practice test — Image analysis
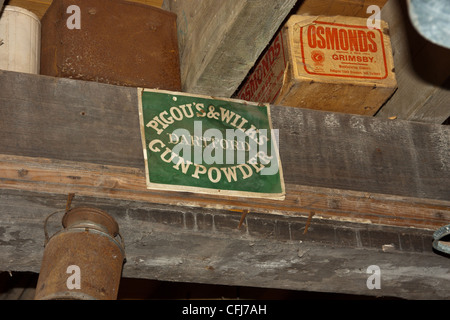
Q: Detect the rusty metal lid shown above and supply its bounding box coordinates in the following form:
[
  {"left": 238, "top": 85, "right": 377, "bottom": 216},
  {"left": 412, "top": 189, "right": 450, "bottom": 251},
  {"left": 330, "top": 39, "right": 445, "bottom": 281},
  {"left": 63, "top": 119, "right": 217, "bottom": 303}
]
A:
[{"left": 62, "top": 207, "right": 119, "bottom": 237}]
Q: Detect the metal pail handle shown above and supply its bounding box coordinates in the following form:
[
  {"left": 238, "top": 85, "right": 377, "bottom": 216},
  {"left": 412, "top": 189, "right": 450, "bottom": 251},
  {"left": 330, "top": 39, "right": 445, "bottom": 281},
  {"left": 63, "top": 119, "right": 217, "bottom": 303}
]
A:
[{"left": 43, "top": 210, "right": 125, "bottom": 255}]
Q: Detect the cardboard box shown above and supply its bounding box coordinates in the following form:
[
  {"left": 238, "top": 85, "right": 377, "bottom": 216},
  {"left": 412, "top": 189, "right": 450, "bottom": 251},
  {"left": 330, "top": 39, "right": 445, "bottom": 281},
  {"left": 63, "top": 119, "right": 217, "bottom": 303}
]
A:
[
  {"left": 236, "top": 15, "right": 397, "bottom": 115},
  {"left": 40, "top": 0, "right": 181, "bottom": 91}
]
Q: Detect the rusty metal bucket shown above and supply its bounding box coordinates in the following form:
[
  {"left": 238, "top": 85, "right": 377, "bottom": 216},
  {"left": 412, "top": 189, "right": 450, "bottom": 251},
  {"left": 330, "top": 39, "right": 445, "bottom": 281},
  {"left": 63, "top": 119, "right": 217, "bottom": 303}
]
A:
[{"left": 34, "top": 207, "right": 125, "bottom": 300}]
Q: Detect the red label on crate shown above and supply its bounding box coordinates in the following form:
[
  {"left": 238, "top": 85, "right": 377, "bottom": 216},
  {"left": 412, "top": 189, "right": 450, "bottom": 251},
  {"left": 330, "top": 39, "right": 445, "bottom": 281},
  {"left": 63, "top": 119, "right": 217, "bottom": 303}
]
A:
[
  {"left": 237, "top": 32, "right": 287, "bottom": 103},
  {"left": 300, "top": 21, "right": 388, "bottom": 80}
]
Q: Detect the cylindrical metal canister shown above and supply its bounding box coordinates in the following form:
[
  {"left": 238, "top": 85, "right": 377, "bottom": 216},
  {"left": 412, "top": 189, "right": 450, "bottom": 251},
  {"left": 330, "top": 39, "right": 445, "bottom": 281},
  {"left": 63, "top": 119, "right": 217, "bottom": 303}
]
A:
[
  {"left": 35, "top": 207, "right": 125, "bottom": 300},
  {"left": 0, "top": 6, "right": 41, "bottom": 74},
  {"left": 40, "top": 0, "right": 181, "bottom": 90}
]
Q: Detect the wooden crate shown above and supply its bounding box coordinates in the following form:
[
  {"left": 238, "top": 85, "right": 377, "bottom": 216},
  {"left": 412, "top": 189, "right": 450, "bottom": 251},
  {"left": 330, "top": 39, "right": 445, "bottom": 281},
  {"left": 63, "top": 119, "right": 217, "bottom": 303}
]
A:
[{"left": 237, "top": 15, "right": 397, "bottom": 116}]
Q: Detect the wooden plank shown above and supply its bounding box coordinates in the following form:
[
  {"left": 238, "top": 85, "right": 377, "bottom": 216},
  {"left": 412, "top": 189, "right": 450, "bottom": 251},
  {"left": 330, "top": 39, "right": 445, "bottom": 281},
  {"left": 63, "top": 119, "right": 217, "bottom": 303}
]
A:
[
  {"left": 4, "top": 0, "right": 163, "bottom": 18},
  {"left": 375, "top": 0, "right": 450, "bottom": 124},
  {"left": 0, "top": 154, "right": 449, "bottom": 230},
  {"left": 409, "top": 81, "right": 450, "bottom": 124},
  {"left": 296, "top": 0, "right": 388, "bottom": 18},
  {"left": 162, "top": 0, "right": 297, "bottom": 97},
  {"left": 0, "top": 70, "right": 449, "bottom": 202},
  {"left": 0, "top": 71, "right": 448, "bottom": 299},
  {"left": 0, "top": 188, "right": 449, "bottom": 299},
  {"left": 0, "top": 71, "right": 143, "bottom": 168}
]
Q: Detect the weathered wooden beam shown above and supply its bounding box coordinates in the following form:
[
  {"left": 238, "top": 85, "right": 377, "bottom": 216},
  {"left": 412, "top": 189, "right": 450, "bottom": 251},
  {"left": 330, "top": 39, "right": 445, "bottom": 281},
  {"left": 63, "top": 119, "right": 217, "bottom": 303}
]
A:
[
  {"left": 1, "top": 70, "right": 449, "bottom": 201},
  {"left": 162, "top": 0, "right": 297, "bottom": 97},
  {"left": 0, "top": 188, "right": 449, "bottom": 299},
  {"left": 0, "top": 154, "right": 449, "bottom": 230},
  {"left": 0, "top": 70, "right": 449, "bottom": 299},
  {"left": 375, "top": 0, "right": 450, "bottom": 124}
]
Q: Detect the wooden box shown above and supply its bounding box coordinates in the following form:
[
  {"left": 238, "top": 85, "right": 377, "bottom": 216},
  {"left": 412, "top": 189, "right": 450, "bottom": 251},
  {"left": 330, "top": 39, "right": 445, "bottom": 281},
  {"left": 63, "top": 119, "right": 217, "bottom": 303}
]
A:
[
  {"left": 236, "top": 15, "right": 397, "bottom": 116},
  {"left": 40, "top": 0, "right": 181, "bottom": 91}
]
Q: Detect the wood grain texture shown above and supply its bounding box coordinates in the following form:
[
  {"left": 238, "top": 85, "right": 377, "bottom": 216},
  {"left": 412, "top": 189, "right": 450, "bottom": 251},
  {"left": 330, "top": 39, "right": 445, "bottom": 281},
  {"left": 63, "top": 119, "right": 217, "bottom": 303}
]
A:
[
  {"left": 0, "top": 188, "right": 449, "bottom": 299},
  {"left": 163, "top": 0, "right": 297, "bottom": 97},
  {"left": 1, "top": 154, "right": 448, "bottom": 230},
  {"left": 0, "top": 71, "right": 143, "bottom": 168},
  {"left": 0, "top": 71, "right": 448, "bottom": 299},
  {"left": 272, "top": 105, "right": 450, "bottom": 201},
  {"left": 0, "top": 70, "right": 449, "bottom": 202}
]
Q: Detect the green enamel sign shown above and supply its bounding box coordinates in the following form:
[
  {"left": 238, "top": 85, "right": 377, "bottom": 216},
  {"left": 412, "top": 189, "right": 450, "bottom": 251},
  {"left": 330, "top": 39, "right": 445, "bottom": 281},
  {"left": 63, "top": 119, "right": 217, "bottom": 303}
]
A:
[{"left": 138, "top": 88, "right": 285, "bottom": 200}]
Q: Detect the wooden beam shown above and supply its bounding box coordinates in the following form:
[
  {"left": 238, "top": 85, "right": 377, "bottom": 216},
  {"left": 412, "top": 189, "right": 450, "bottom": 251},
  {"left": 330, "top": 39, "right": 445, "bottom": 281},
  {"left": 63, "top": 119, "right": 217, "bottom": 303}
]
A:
[
  {"left": 1, "top": 188, "right": 449, "bottom": 299},
  {"left": 375, "top": 0, "right": 450, "bottom": 124},
  {"left": 162, "top": 0, "right": 297, "bottom": 97},
  {"left": 0, "top": 70, "right": 449, "bottom": 299},
  {"left": 1, "top": 71, "right": 449, "bottom": 202},
  {"left": 1, "top": 154, "right": 449, "bottom": 230}
]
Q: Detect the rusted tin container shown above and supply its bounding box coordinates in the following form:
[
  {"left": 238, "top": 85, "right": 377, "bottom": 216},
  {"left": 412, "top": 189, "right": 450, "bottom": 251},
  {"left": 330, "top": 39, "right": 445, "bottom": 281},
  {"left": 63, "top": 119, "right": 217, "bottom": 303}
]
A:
[
  {"left": 40, "top": 0, "right": 181, "bottom": 91},
  {"left": 35, "top": 207, "right": 125, "bottom": 300}
]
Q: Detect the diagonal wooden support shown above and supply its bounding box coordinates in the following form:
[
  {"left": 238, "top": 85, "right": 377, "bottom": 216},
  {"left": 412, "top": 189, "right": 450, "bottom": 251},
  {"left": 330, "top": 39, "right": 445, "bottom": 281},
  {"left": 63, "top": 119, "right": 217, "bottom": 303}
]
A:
[{"left": 162, "top": 0, "right": 297, "bottom": 97}]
